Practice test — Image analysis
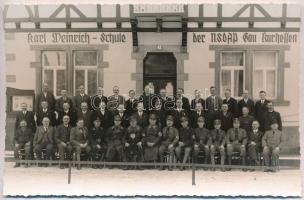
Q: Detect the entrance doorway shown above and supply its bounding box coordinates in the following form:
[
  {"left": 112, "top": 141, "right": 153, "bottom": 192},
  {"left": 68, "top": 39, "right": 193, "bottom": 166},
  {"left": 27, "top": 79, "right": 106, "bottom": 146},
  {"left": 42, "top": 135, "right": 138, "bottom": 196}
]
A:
[{"left": 143, "top": 52, "right": 177, "bottom": 96}]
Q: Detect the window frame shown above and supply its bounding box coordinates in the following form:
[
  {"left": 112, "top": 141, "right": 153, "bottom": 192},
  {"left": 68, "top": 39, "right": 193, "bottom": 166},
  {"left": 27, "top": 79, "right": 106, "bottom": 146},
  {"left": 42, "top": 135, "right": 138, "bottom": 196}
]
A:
[{"left": 219, "top": 50, "right": 245, "bottom": 99}]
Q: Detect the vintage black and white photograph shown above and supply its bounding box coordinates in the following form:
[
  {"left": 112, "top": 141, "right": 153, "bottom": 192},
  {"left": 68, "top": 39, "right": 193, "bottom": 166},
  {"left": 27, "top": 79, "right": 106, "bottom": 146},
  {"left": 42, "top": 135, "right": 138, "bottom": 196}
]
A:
[{"left": 1, "top": 1, "right": 302, "bottom": 197}]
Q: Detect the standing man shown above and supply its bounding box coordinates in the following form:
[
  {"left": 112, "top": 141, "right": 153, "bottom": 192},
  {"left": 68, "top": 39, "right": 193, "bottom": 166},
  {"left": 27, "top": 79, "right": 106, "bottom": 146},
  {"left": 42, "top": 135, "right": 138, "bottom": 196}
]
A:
[
  {"left": 263, "top": 101, "right": 282, "bottom": 131},
  {"left": 239, "top": 107, "right": 255, "bottom": 134},
  {"left": 15, "top": 102, "right": 36, "bottom": 135},
  {"left": 70, "top": 119, "right": 91, "bottom": 170},
  {"left": 55, "top": 89, "right": 74, "bottom": 113},
  {"left": 262, "top": 120, "right": 283, "bottom": 172},
  {"left": 133, "top": 102, "right": 149, "bottom": 128},
  {"left": 254, "top": 90, "right": 270, "bottom": 132},
  {"left": 33, "top": 117, "right": 55, "bottom": 166},
  {"left": 93, "top": 101, "right": 113, "bottom": 130},
  {"left": 55, "top": 115, "right": 73, "bottom": 169},
  {"left": 237, "top": 90, "right": 255, "bottom": 116},
  {"left": 73, "top": 85, "right": 91, "bottom": 111},
  {"left": 125, "top": 89, "right": 138, "bottom": 116},
  {"left": 223, "top": 89, "right": 238, "bottom": 117},
  {"left": 91, "top": 86, "right": 107, "bottom": 111},
  {"left": 171, "top": 99, "right": 188, "bottom": 129},
  {"left": 226, "top": 118, "right": 248, "bottom": 170},
  {"left": 76, "top": 102, "right": 93, "bottom": 129},
  {"left": 206, "top": 86, "right": 222, "bottom": 129},
  {"left": 35, "top": 82, "right": 56, "bottom": 112},
  {"left": 107, "top": 86, "right": 125, "bottom": 111},
  {"left": 215, "top": 104, "right": 233, "bottom": 132},
  {"left": 190, "top": 89, "right": 205, "bottom": 111},
  {"left": 36, "top": 101, "right": 56, "bottom": 127},
  {"left": 190, "top": 102, "right": 207, "bottom": 129},
  {"left": 57, "top": 102, "right": 77, "bottom": 127},
  {"left": 175, "top": 88, "right": 190, "bottom": 113},
  {"left": 14, "top": 120, "right": 32, "bottom": 168},
  {"left": 114, "top": 104, "right": 129, "bottom": 128}
]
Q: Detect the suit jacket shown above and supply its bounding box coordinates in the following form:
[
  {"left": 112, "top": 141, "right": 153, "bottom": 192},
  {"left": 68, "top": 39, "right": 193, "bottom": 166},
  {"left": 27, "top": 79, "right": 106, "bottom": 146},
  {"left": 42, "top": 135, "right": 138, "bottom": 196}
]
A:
[
  {"left": 175, "top": 97, "right": 191, "bottom": 112},
  {"left": 215, "top": 111, "right": 233, "bottom": 132},
  {"left": 190, "top": 98, "right": 206, "bottom": 111},
  {"left": 114, "top": 111, "right": 130, "bottom": 128},
  {"left": 239, "top": 115, "right": 255, "bottom": 133},
  {"left": 70, "top": 127, "right": 89, "bottom": 146},
  {"left": 33, "top": 126, "right": 55, "bottom": 146},
  {"left": 90, "top": 95, "right": 107, "bottom": 110},
  {"left": 171, "top": 109, "right": 188, "bottom": 129},
  {"left": 35, "top": 91, "right": 56, "bottom": 112},
  {"left": 76, "top": 110, "right": 93, "bottom": 129},
  {"left": 92, "top": 109, "right": 114, "bottom": 129},
  {"left": 14, "top": 127, "right": 32, "bottom": 144},
  {"left": 125, "top": 98, "right": 139, "bottom": 116},
  {"left": 57, "top": 109, "right": 77, "bottom": 127},
  {"left": 133, "top": 111, "right": 149, "bottom": 128},
  {"left": 226, "top": 128, "right": 248, "bottom": 145},
  {"left": 190, "top": 110, "right": 207, "bottom": 129},
  {"left": 223, "top": 97, "right": 238, "bottom": 117},
  {"left": 55, "top": 124, "right": 72, "bottom": 144},
  {"left": 55, "top": 97, "right": 74, "bottom": 113},
  {"left": 15, "top": 110, "right": 36, "bottom": 133},
  {"left": 254, "top": 99, "right": 270, "bottom": 130},
  {"left": 36, "top": 108, "right": 56, "bottom": 127},
  {"left": 206, "top": 95, "right": 223, "bottom": 113},
  {"left": 248, "top": 129, "right": 263, "bottom": 148},
  {"left": 150, "top": 109, "right": 167, "bottom": 129},
  {"left": 262, "top": 129, "right": 283, "bottom": 148},
  {"left": 73, "top": 94, "right": 91, "bottom": 111},
  {"left": 263, "top": 111, "right": 282, "bottom": 131},
  {"left": 107, "top": 95, "right": 125, "bottom": 111},
  {"left": 237, "top": 98, "right": 255, "bottom": 117}
]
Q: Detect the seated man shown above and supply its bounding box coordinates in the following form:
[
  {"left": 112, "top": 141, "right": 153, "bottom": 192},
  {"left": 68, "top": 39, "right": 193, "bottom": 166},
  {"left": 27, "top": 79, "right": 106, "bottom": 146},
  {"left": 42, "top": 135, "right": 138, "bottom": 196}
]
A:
[
  {"left": 175, "top": 116, "right": 194, "bottom": 171},
  {"left": 247, "top": 120, "right": 263, "bottom": 170},
  {"left": 158, "top": 115, "right": 179, "bottom": 171},
  {"left": 209, "top": 119, "right": 226, "bottom": 171},
  {"left": 14, "top": 120, "right": 32, "bottom": 168},
  {"left": 55, "top": 115, "right": 73, "bottom": 169},
  {"left": 90, "top": 118, "right": 106, "bottom": 169},
  {"left": 124, "top": 115, "right": 145, "bottom": 170},
  {"left": 70, "top": 119, "right": 91, "bottom": 170},
  {"left": 193, "top": 116, "right": 210, "bottom": 166},
  {"left": 33, "top": 117, "right": 55, "bottom": 167},
  {"left": 105, "top": 115, "right": 125, "bottom": 168},
  {"left": 262, "top": 120, "right": 283, "bottom": 172},
  {"left": 226, "top": 118, "right": 247, "bottom": 171}
]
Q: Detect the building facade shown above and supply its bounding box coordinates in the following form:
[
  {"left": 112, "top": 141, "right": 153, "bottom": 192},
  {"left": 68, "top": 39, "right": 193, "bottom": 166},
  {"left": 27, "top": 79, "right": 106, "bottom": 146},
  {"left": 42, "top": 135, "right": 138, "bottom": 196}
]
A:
[{"left": 4, "top": 4, "right": 301, "bottom": 153}]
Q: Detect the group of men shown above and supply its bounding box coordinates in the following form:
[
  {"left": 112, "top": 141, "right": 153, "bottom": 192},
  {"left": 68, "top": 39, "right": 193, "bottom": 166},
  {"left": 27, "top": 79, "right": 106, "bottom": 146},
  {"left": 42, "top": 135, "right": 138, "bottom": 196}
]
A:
[{"left": 13, "top": 83, "right": 283, "bottom": 171}]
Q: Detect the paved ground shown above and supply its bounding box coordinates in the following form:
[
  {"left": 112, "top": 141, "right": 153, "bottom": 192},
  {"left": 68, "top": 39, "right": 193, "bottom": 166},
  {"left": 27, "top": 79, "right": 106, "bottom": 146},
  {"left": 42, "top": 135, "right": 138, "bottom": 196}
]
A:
[{"left": 3, "top": 162, "right": 301, "bottom": 197}]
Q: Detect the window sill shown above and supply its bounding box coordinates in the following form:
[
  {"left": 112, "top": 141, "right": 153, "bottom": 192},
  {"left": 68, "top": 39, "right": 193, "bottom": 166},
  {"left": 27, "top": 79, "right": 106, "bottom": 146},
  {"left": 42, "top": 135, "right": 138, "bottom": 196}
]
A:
[{"left": 272, "top": 100, "right": 290, "bottom": 106}]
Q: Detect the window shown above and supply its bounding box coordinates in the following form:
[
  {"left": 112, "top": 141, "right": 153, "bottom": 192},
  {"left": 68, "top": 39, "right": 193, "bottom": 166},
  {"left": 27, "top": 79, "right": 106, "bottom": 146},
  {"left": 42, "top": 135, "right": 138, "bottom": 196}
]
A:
[
  {"left": 253, "top": 51, "right": 277, "bottom": 99},
  {"left": 220, "top": 51, "right": 245, "bottom": 98},
  {"left": 42, "top": 51, "right": 66, "bottom": 97},
  {"left": 73, "top": 51, "right": 98, "bottom": 96}
]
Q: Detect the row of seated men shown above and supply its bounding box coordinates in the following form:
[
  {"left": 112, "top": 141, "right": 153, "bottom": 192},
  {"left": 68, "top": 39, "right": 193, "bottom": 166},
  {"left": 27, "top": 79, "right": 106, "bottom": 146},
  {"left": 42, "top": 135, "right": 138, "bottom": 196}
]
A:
[{"left": 14, "top": 111, "right": 283, "bottom": 172}]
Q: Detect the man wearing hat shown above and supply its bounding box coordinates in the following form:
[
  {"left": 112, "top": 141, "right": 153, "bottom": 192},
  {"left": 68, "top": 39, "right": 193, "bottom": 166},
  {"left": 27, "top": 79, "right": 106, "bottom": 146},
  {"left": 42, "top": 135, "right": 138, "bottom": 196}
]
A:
[
  {"left": 89, "top": 117, "right": 106, "bottom": 169},
  {"left": 143, "top": 113, "right": 162, "bottom": 165},
  {"left": 105, "top": 114, "right": 125, "bottom": 167},
  {"left": 158, "top": 115, "right": 179, "bottom": 170},
  {"left": 209, "top": 119, "right": 226, "bottom": 171},
  {"left": 193, "top": 116, "right": 210, "bottom": 166},
  {"left": 226, "top": 118, "right": 248, "bottom": 170},
  {"left": 175, "top": 116, "right": 194, "bottom": 170},
  {"left": 55, "top": 115, "right": 73, "bottom": 169},
  {"left": 262, "top": 120, "right": 283, "bottom": 172},
  {"left": 124, "top": 115, "right": 145, "bottom": 170}
]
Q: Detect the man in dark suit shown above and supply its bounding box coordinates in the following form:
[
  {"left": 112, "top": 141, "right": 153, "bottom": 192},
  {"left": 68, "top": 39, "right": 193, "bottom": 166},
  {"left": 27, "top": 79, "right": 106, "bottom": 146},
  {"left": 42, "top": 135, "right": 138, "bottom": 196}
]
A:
[
  {"left": 107, "top": 86, "right": 125, "bottom": 111},
  {"left": 55, "top": 115, "right": 73, "bottom": 169},
  {"left": 92, "top": 101, "right": 113, "bottom": 130},
  {"left": 237, "top": 90, "right": 255, "bottom": 117},
  {"left": 125, "top": 90, "right": 138, "bottom": 116},
  {"left": 36, "top": 101, "right": 56, "bottom": 127},
  {"left": 175, "top": 88, "right": 190, "bottom": 113},
  {"left": 55, "top": 89, "right": 74, "bottom": 113},
  {"left": 254, "top": 90, "right": 270, "bottom": 132},
  {"left": 141, "top": 85, "right": 152, "bottom": 112},
  {"left": 132, "top": 102, "right": 148, "bottom": 128},
  {"left": 57, "top": 102, "right": 77, "bottom": 127},
  {"left": 190, "top": 89, "right": 205, "bottom": 111},
  {"left": 33, "top": 117, "right": 55, "bottom": 165},
  {"left": 35, "top": 82, "right": 56, "bottom": 112},
  {"left": 15, "top": 102, "right": 36, "bottom": 134},
  {"left": 114, "top": 104, "right": 129, "bottom": 128},
  {"left": 263, "top": 101, "right": 282, "bottom": 131},
  {"left": 206, "top": 86, "right": 222, "bottom": 129},
  {"left": 90, "top": 86, "right": 107, "bottom": 111},
  {"left": 248, "top": 120, "right": 263, "bottom": 169},
  {"left": 223, "top": 89, "right": 238, "bottom": 117},
  {"left": 73, "top": 85, "right": 91, "bottom": 111},
  {"left": 14, "top": 120, "right": 32, "bottom": 167},
  {"left": 239, "top": 106, "right": 255, "bottom": 134},
  {"left": 150, "top": 99, "right": 167, "bottom": 129},
  {"left": 171, "top": 99, "right": 188, "bottom": 129},
  {"left": 190, "top": 102, "right": 207, "bottom": 129},
  {"left": 215, "top": 104, "right": 233, "bottom": 132},
  {"left": 76, "top": 102, "right": 93, "bottom": 129}
]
